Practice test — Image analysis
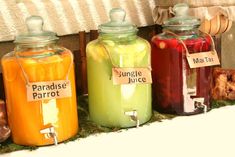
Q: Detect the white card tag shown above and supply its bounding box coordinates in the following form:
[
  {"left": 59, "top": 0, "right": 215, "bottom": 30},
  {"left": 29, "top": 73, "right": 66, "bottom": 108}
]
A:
[
  {"left": 112, "top": 68, "right": 152, "bottom": 85},
  {"left": 186, "top": 51, "right": 220, "bottom": 68},
  {"left": 26, "top": 80, "right": 72, "bottom": 101}
]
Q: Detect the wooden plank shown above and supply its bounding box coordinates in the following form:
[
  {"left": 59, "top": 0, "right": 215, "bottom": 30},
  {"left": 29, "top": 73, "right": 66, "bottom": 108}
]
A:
[
  {"left": 154, "top": 24, "right": 163, "bottom": 35},
  {"left": 0, "top": 74, "right": 5, "bottom": 99},
  {"left": 90, "top": 30, "right": 98, "bottom": 41},
  {"left": 79, "top": 31, "right": 88, "bottom": 95},
  {"left": 73, "top": 50, "right": 82, "bottom": 95},
  {"left": 214, "top": 35, "right": 222, "bottom": 66}
]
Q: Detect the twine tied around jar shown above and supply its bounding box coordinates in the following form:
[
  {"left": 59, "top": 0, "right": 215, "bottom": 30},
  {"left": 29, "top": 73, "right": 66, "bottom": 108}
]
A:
[
  {"left": 162, "top": 30, "right": 217, "bottom": 57},
  {"left": 99, "top": 41, "right": 119, "bottom": 68},
  {"left": 99, "top": 41, "right": 152, "bottom": 80},
  {"left": 14, "top": 49, "right": 73, "bottom": 86}
]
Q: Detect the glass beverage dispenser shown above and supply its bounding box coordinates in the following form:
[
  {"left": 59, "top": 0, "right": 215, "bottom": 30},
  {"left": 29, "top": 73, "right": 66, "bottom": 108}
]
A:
[
  {"left": 86, "top": 8, "right": 152, "bottom": 127},
  {"left": 151, "top": 4, "right": 220, "bottom": 115},
  {"left": 1, "top": 16, "right": 78, "bottom": 146}
]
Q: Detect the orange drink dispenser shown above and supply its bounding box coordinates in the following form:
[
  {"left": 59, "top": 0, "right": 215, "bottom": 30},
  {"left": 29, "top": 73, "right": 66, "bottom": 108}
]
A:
[{"left": 1, "top": 16, "right": 78, "bottom": 146}]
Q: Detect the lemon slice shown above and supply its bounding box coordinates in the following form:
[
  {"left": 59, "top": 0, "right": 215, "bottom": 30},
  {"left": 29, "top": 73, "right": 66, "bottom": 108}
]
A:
[{"left": 20, "top": 58, "right": 37, "bottom": 82}]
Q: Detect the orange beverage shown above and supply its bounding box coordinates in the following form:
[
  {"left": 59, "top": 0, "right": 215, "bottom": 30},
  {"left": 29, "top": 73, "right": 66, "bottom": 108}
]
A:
[{"left": 1, "top": 16, "right": 78, "bottom": 146}]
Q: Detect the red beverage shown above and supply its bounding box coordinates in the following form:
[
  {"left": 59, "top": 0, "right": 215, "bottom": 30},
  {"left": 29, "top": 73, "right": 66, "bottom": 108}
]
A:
[{"left": 151, "top": 33, "right": 213, "bottom": 114}]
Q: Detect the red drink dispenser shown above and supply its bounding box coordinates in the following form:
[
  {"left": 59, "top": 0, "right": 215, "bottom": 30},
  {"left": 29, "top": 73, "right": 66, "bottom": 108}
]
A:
[{"left": 151, "top": 3, "right": 220, "bottom": 115}]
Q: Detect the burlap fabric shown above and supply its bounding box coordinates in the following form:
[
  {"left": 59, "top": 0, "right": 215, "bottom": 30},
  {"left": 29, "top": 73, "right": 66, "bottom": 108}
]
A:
[{"left": 153, "top": 0, "right": 235, "bottom": 25}]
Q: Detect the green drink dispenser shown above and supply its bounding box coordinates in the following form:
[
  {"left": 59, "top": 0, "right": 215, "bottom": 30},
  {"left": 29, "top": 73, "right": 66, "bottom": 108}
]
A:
[{"left": 86, "top": 8, "right": 152, "bottom": 128}]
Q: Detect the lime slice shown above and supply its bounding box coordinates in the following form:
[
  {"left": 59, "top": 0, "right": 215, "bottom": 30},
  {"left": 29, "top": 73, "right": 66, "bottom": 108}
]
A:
[
  {"left": 87, "top": 41, "right": 109, "bottom": 63},
  {"left": 134, "top": 39, "right": 149, "bottom": 65},
  {"left": 102, "top": 40, "right": 115, "bottom": 47}
]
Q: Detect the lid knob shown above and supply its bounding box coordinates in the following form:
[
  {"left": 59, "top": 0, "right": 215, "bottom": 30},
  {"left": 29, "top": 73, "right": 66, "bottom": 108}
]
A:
[
  {"left": 173, "top": 3, "right": 189, "bottom": 17},
  {"left": 109, "top": 8, "right": 126, "bottom": 22},
  {"left": 26, "top": 15, "right": 44, "bottom": 33},
  {"left": 98, "top": 8, "right": 137, "bottom": 34}
]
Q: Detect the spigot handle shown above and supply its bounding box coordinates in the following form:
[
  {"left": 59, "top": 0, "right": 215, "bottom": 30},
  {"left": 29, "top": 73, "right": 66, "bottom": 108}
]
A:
[
  {"left": 40, "top": 126, "right": 58, "bottom": 145},
  {"left": 193, "top": 98, "right": 207, "bottom": 114},
  {"left": 124, "top": 110, "right": 140, "bottom": 128}
]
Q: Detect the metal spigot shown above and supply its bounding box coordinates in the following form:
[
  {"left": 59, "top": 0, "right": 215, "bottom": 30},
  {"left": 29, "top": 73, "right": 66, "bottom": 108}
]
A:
[
  {"left": 193, "top": 98, "right": 207, "bottom": 114},
  {"left": 40, "top": 126, "right": 58, "bottom": 145},
  {"left": 124, "top": 110, "right": 140, "bottom": 128}
]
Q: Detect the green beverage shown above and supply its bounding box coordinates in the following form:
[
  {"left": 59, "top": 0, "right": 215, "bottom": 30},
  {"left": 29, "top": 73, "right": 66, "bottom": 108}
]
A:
[{"left": 86, "top": 8, "right": 152, "bottom": 128}]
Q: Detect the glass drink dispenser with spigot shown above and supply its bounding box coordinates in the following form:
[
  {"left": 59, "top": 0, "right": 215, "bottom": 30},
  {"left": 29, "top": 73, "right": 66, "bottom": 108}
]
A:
[
  {"left": 151, "top": 3, "right": 220, "bottom": 115},
  {"left": 1, "top": 16, "right": 78, "bottom": 146},
  {"left": 86, "top": 8, "right": 152, "bottom": 127}
]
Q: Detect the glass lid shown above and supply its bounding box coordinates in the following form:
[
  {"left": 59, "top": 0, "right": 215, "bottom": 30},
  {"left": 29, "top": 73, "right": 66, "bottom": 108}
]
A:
[
  {"left": 14, "top": 15, "right": 58, "bottom": 44},
  {"left": 163, "top": 3, "right": 201, "bottom": 30},
  {"left": 99, "top": 8, "right": 137, "bottom": 34}
]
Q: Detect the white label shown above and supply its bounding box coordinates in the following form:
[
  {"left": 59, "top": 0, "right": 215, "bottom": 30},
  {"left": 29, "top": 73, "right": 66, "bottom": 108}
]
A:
[
  {"left": 187, "top": 51, "right": 220, "bottom": 68},
  {"left": 42, "top": 99, "right": 59, "bottom": 126},
  {"left": 26, "top": 80, "right": 72, "bottom": 101},
  {"left": 112, "top": 67, "right": 152, "bottom": 85}
]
